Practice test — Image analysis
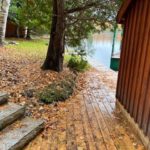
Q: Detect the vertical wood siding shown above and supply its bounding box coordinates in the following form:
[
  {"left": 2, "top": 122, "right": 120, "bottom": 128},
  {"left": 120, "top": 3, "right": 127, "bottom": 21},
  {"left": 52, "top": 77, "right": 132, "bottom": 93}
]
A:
[
  {"left": 6, "top": 21, "right": 25, "bottom": 38},
  {"left": 116, "top": 0, "right": 150, "bottom": 138}
]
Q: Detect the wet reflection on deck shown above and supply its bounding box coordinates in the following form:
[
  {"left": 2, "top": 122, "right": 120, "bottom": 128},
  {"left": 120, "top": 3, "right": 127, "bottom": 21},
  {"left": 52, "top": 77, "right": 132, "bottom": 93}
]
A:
[{"left": 26, "top": 65, "right": 144, "bottom": 150}]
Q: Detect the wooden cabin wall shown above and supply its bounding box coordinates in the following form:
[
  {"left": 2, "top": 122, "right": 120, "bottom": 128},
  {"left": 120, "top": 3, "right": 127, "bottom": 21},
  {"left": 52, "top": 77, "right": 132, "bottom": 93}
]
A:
[
  {"left": 116, "top": 0, "right": 150, "bottom": 138},
  {"left": 6, "top": 21, "right": 25, "bottom": 38}
]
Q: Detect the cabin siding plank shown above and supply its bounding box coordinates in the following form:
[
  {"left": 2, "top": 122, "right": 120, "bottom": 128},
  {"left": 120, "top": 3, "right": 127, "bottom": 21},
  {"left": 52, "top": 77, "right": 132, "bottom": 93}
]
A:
[
  {"left": 125, "top": 0, "right": 140, "bottom": 112},
  {"left": 133, "top": 0, "right": 149, "bottom": 125},
  {"left": 123, "top": 1, "right": 138, "bottom": 111},
  {"left": 127, "top": 0, "right": 146, "bottom": 120},
  {"left": 141, "top": 29, "right": 150, "bottom": 133},
  {"left": 120, "top": 12, "right": 132, "bottom": 106},
  {"left": 122, "top": 10, "right": 134, "bottom": 109},
  {"left": 136, "top": 1, "right": 150, "bottom": 126},
  {"left": 126, "top": 3, "right": 139, "bottom": 117},
  {"left": 116, "top": 20, "right": 127, "bottom": 101}
]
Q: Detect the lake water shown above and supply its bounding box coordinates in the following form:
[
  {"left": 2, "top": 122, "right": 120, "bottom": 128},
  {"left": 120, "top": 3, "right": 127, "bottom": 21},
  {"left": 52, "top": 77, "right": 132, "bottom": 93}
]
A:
[{"left": 86, "top": 31, "right": 122, "bottom": 68}]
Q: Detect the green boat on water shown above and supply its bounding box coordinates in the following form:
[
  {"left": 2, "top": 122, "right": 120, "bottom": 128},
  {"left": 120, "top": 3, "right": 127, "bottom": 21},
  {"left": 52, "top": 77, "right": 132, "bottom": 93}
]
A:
[{"left": 110, "top": 53, "right": 120, "bottom": 71}]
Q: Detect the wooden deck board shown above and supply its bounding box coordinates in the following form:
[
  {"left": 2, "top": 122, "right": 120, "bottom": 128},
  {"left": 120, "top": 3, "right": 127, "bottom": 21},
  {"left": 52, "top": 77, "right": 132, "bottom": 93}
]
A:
[
  {"left": 79, "top": 94, "right": 97, "bottom": 150},
  {"left": 73, "top": 98, "right": 87, "bottom": 149},
  {"left": 83, "top": 92, "right": 107, "bottom": 150},
  {"left": 66, "top": 103, "right": 77, "bottom": 150},
  {"left": 87, "top": 89, "right": 117, "bottom": 150}
]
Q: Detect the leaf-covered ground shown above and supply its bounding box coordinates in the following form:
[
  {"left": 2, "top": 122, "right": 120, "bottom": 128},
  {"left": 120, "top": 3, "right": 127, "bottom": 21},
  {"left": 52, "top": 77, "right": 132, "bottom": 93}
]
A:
[
  {"left": 0, "top": 39, "right": 86, "bottom": 132},
  {"left": 0, "top": 40, "right": 144, "bottom": 150}
]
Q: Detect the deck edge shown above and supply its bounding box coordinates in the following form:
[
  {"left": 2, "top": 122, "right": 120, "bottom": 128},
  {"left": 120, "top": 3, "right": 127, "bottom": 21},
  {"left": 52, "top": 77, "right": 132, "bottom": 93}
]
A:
[{"left": 116, "top": 100, "right": 150, "bottom": 150}]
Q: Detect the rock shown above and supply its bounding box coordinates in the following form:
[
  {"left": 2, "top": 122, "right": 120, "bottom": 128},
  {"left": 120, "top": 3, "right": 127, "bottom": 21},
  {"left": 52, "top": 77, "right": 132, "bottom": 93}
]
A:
[{"left": 22, "top": 88, "right": 35, "bottom": 98}]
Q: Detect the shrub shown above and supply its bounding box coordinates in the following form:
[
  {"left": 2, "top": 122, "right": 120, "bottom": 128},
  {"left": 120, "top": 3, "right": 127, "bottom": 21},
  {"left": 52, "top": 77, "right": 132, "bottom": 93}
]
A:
[
  {"left": 67, "top": 56, "right": 89, "bottom": 72},
  {"left": 39, "top": 74, "right": 76, "bottom": 104}
]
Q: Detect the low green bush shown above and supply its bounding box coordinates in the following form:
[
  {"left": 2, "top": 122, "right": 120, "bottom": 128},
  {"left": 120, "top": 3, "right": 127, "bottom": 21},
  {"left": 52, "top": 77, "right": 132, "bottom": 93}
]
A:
[
  {"left": 39, "top": 74, "right": 76, "bottom": 104},
  {"left": 67, "top": 56, "right": 89, "bottom": 72}
]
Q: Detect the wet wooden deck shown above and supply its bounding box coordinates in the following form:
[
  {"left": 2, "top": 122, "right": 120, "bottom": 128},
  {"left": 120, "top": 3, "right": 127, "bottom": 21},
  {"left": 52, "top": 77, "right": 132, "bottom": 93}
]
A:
[{"left": 26, "top": 66, "right": 144, "bottom": 150}]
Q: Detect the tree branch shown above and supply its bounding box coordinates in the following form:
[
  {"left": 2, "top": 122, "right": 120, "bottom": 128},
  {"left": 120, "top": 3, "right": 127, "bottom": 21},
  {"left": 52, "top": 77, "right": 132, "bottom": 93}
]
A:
[{"left": 65, "top": 2, "right": 98, "bottom": 14}]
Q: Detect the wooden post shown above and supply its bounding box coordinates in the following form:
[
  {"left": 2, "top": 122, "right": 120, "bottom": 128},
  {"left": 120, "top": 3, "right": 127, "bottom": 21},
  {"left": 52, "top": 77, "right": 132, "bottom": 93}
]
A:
[{"left": 111, "top": 24, "right": 117, "bottom": 57}]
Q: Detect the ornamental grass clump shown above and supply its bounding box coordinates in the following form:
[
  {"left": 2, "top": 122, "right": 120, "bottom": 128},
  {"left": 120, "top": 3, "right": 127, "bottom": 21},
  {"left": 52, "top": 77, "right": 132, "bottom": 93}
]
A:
[{"left": 39, "top": 74, "right": 76, "bottom": 104}]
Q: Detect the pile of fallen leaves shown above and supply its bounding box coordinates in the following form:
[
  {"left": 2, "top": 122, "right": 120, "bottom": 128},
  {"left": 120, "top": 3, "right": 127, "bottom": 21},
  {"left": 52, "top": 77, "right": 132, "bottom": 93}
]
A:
[{"left": 0, "top": 47, "right": 86, "bottom": 129}]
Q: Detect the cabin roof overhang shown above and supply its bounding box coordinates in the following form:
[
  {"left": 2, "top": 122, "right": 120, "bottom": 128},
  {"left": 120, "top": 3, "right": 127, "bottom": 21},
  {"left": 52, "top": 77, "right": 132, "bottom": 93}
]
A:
[{"left": 117, "top": 0, "right": 134, "bottom": 24}]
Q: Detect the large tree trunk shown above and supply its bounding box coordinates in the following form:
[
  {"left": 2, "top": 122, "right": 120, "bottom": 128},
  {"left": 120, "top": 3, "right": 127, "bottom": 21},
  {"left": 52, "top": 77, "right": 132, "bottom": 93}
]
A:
[
  {"left": 42, "top": 0, "right": 65, "bottom": 72},
  {"left": 0, "top": 0, "right": 11, "bottom": 46}
]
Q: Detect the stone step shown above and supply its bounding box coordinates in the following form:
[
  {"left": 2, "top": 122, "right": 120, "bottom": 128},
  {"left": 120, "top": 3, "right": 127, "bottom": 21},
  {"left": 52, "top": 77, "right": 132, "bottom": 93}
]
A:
[
  {"left": 0, "top": 117, "right": 44, "bottom": 150},
  {"left": 0, "top": 93, "right": 8, "bottom": 105},
  {"left": 0, "top": 103, "right": 25, "bottom": 130}
]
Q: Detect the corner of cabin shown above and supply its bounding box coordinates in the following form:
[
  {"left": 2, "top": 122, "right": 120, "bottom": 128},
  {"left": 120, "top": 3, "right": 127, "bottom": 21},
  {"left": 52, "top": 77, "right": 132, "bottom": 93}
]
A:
[{"left": 117, "top": 0, "right": 134, "bottom": 24}]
